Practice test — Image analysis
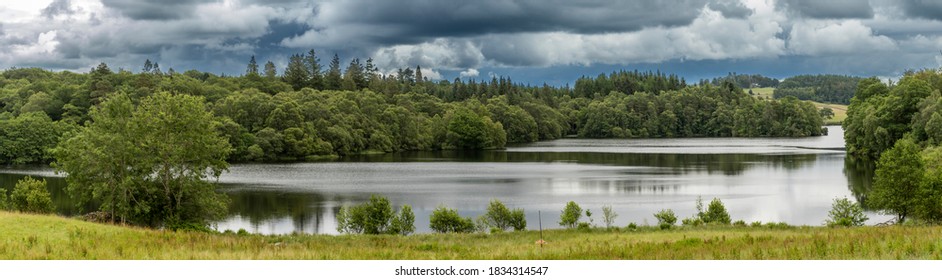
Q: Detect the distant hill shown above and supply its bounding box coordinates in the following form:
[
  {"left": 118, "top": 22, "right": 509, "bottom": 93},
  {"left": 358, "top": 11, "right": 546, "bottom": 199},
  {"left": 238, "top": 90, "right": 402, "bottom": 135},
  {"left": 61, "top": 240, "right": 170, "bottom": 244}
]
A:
[
  {"left": 702, "top": 73, "right": 780, "bottom": 89},
  {"left": 773, "top": 75, "right": 861, "bottom": 105}
]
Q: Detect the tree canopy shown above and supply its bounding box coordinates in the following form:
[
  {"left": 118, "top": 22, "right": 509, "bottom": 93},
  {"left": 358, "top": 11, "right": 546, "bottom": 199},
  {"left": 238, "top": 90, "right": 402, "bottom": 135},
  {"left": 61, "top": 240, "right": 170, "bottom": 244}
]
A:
[{"left": 53, "top": 92, "right": 231, "bottom": 228}]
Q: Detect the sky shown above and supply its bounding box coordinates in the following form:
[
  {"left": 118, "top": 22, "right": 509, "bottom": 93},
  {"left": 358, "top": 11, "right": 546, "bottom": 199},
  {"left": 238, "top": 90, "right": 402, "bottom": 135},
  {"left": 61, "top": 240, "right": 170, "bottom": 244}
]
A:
[{"left": 2, "top": 0, "right": 942, "bottom": 85}]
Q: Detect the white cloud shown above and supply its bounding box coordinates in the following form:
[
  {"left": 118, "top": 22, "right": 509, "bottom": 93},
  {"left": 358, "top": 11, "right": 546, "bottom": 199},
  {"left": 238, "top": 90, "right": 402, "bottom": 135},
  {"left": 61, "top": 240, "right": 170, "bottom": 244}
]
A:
[
  {"left": 787, "top": 20, "right": 897, "bottom": 55},
  {"left": 459, "top": 68, "right": 479, "bottom": 78}
]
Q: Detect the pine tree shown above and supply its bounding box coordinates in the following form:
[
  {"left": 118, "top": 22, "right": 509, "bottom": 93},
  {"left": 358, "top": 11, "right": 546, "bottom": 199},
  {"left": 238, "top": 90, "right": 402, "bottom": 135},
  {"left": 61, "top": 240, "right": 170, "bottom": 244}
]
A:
[
  {"left": 283, "top": 53, "right": 310, "bottom": 91},
  {"left": 326, "top": 53, "right": 342, "bottom": 90},
  {"left": 344, "top": 58, "right": 365, "bottom": 90},
  {"left": 415, "top": 65, "right": 424, "bottom": 85},
  {"left": 305, "top": 49, "right": 324, "bottom": 90},
  {"left": 264, "top": 61, "right": 277, "bottom": 79},
  {"left": 246, "top": 55, "right": 259, "bottom": 76}
]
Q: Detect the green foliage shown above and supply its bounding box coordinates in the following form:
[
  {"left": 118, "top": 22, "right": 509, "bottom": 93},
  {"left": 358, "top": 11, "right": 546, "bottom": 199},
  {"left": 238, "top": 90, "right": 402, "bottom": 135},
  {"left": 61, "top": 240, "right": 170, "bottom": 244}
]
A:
[
  {"left": 9, "top": 176, "right": 54, "bottom": 214},
  {"left": 653, "top": 209, "right": 677, "bottom": 229},
  {"left": 845, "top": 75, "right": 934, "bottom": 160},
  {"left": 53, "top": 92, "right": 231, "bottom": 228},
  {"left": 391, "top": 204, "right": 416, "bottom": 236},
  {"left": 733, "top": 220, "right": 747, "bottom": 227},
  {"left": 869, "top": 137, "right": 924, "bottom": 222},
  {"left": 0, "top": 188, "right": 8, "bottom": 210},
  {"left": 700, "top": 198, "right": 732, "bottom": 225},
  {"left": 825, "top": 197, "right": 869, "bottom": 227},
  {"left": 559, "top": 201, "right": 582, "bottom": 229},
  {"left": 602, "top": 205, "right": 617, "bottom": 228},
  {"left": 336, "top": 195, "right": 415, "bottom": 235},
  {"left": 484, "top": 199, "right": 526, "bottom": 232},
  {"left": 773, "top": 74, "right": 861, "bottom": 104},
  {"left": 429, "top": 205, "right": 475, "bottom": 233},
  {"left": 0, "top": 112, "right": 75, "bottom": 164}
]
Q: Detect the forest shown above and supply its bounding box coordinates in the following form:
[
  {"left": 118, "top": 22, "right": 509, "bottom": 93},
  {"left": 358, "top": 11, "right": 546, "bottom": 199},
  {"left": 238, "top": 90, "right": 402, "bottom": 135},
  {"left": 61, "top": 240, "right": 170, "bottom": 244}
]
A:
[
  {"left": 844, "top": 69, "right": 942, "bottom": 223},
  {"left": 0, "top": 51, "right": 825, "bottom": 165},
  {"left": 773, "top": 74, "right": 862, "bottom": 104}
]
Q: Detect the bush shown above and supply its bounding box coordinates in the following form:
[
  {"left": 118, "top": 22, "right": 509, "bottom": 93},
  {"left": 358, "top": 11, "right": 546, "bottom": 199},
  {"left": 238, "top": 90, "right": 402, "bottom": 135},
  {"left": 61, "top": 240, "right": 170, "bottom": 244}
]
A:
[
  {"left": 701, "top": 198, "right": 732, "bottom": 225},
  {"left": 0, "top": 188, "right": 8, "bottom": 210},
  {"left": 626, "top": 222, "right": 638, "bottom": 230},
  {"left": 825, "top": 197, "right": 869, "bottom": 227},
  {"left": 429, "top": 205, "right": 475, "bottom": 233},
  {"left": 336, "top": 195, "right": 414, "bottom": 235},
  {"left": 391, "top": 204, "right": 416, "bottom": 235},
  {"left": 577, "top": 222, "right": 591, "bottom": 231},
  {"left": 733, "top": 220, "right": 747, "bottom": 227},
  {"left": 750, "top": 221, "right": 762, "bottom": 227},
  {"left": 653, "top": 209, "right": 677, "bottom": 229},
  {"left": 484, "top": 199, "right": 527, "bottom": 231},
  {"left": 602, "top": 205, "right": 618, "bottom": 228},
  {"left": 559, "top": 201, "right": 582, "bottom": 228},
  {"left": 681, "top": 217, "right": 703, "bottom": 226},
  {"left": 10, "top": 176, "right": 54, "bottom": 214}
]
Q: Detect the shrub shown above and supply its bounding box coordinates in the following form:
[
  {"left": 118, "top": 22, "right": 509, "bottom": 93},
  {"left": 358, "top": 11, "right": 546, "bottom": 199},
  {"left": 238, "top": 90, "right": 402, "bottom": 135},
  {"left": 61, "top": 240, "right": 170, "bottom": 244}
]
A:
[
  {"left": 653, "top": 209, "right": 677, "bottom": 229},
  {"left": 627, "top": 222, "right": 638, "bottom": 230},
  {"left": 336, "top": 195, "right": 414, "bottom": 235},
  {"left": 391, "top": 204, "right": 416, "bottom": 235},
  {"left": 429, "top": 205, "right": 475, "bottom": 233},
  {"left": 10, "top": 176, "right": 54, "bottom": 214},
  {"left": 825, "top": 197, "right": 868, "bottom": 227},
  {"left": 701, "top": 198, "right": 732, "bottom": 225},
  {"left": 733, "top": 220, "right": 747, "bottom": 227},
  {"left": 750, "top": 221, "right": 762, "bottom": 227},
  {"left": 577, "top": 222, "right": 591, "bottom": 230},
  {"left": 485, "top": 199, "right": 527, "bottom": 231},
  {"left": 682, "top": 217, "right": 703, "bottom": 226},
  {"left": 559, "top": 201, "right": 582, "bottom": 228},
  {"left": 602, "top": 205, "right": 618, "bottom": 228},
  {"left": 0, "top": 188, "right": 8, "bottom": 210}
]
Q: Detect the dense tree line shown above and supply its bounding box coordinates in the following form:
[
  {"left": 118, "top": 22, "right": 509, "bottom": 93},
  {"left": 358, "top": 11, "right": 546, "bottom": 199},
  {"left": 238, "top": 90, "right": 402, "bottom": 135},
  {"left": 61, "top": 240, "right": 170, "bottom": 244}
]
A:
[
  {"left": 844, "top": 69, "right": 942, "bottom": 223},
  {"left": 1, "top": 53, "right": 825, "bottom": 165},
  {"left": 702, "top": 73, "right": 779, "bottom": 88},
  {"left": 773, "top": 74, "right": 862, "bottom": 104}
]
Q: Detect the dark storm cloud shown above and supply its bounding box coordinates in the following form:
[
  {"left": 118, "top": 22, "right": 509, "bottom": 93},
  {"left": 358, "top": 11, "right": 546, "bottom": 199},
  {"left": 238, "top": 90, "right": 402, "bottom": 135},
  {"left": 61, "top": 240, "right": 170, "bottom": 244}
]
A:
[
  {"left": 321, "top": 0, "right": 709, "bottom": 42},
  {"left": 41, "top": 0, "right": 75, "bottom": 18},
  {"left": 708, "top": 0, "right": 753, "bottom": 18},
  {"left": 776, "top": 0, "right": 874, "bottom": 19},
  {"left": 100, "top": 0, "right": 214, "bottom": 20},
  {"left": 901, "top": 0, "right": 942, "bottom": 20}
]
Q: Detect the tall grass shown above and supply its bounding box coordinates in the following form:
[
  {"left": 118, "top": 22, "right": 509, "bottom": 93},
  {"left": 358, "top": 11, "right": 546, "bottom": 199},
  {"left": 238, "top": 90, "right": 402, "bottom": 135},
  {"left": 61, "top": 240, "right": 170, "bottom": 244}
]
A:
[{"left": 2, "top": 211, "right": 941, "bottom": 259}]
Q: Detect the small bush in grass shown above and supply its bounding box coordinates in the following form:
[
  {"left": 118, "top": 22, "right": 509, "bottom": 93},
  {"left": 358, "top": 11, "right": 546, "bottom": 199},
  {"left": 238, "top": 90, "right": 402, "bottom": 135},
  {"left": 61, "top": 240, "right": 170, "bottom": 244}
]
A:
[
  {"left": 682, "top": 217, "right": 703, "bottom": 226},
  {"left": 653, "top": 209, "right": 677, "bottom": 230},
  {"left": 0, "top": 188, "right": 8, "bottom": 210},
  {"left": 336, "top": 195, "right": 414, "bottom": 235},
  {"left": 237, "top": 228, "right": 249, "bottom": 236},
  {"left": 750, "top": 221, "right": 762, "bottom": 227},
  {"left": 577, "top": 222, "right": 591, "bottom": 231},
  {"left": 701, "top": 198, "right": 731, "bottom": 225},
  {"left": 429, "top": 205, "right": 475, "bottom": 233},
  {"left": 825, "top": 197, "right": 868, "bottom": 227},
  {"left": 10, "top": 176, "right": 54, "bottom": 214},
  {"left": 484, "top": 199, "right": 527, "bottom": 232},
  {"left": 626, "top": 222, "right": 638, "bottom": 231},
  {"left": 559, "top": 201, "right": 582, "bottom": 228},
  {"left": 733, "top": 220, "right": 747, "bottom": 227},
  {"left": 602, "top": 205, "right": 618, "bottom": 228}
]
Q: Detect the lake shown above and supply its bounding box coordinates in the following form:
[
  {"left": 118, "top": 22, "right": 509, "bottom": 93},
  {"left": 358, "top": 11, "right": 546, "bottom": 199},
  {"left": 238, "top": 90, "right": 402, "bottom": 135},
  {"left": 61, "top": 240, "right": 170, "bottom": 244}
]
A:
[{"left": 0, "top": 125, "right": 886, "bottom": 234}]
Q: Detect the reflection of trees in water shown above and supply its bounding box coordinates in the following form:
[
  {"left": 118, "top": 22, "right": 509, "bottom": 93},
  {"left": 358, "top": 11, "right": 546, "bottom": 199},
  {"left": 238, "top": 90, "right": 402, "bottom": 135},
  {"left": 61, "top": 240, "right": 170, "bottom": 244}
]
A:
[
  {"left": 224, "top": 188, "right": 350, "bottom": 233},
  {"left": 844, "top": 155, "right": 876, "bottom": 208},
  {"left": 0, "top": 173, "right": 96, "bottom": 216},
  {"left": 344, "top": 151, "right": 820, "bottom": 176}
]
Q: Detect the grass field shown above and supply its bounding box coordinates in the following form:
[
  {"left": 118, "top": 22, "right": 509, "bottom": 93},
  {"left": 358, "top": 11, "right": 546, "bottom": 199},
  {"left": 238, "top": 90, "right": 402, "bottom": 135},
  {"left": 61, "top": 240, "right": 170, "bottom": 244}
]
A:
[
  {"left": 748, "top": 87, "right": 848, "bottom": 125},
  {"left": 3, "top": 211, "right": 942, "bottom": 260}
]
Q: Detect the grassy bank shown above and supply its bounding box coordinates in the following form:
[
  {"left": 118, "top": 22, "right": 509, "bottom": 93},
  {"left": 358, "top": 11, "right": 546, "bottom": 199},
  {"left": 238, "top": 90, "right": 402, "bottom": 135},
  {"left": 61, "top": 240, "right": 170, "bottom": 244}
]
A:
[{"left": 2, "top": 211, "right": 942, "bottom": 259}]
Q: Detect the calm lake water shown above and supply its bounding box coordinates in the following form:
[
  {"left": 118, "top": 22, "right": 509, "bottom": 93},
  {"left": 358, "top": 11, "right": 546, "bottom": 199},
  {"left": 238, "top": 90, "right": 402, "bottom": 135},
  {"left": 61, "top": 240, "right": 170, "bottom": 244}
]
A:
[{"left": 0, "top": 125, "right": 887, "bottom": 234}]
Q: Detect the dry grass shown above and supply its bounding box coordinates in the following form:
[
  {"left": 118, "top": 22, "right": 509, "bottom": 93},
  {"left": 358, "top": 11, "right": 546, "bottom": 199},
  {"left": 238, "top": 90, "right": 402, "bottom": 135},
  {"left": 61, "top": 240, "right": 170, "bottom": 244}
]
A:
[{"left": 2, "top": 211, "right": 942, "bottom": 260}]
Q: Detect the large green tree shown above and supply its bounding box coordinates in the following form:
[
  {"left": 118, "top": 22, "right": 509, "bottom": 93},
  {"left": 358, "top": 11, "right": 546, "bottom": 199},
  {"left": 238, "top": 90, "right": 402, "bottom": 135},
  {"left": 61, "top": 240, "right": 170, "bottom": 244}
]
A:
[{"left": 54, "top": 92, "right": 231, "bottom": 228}]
